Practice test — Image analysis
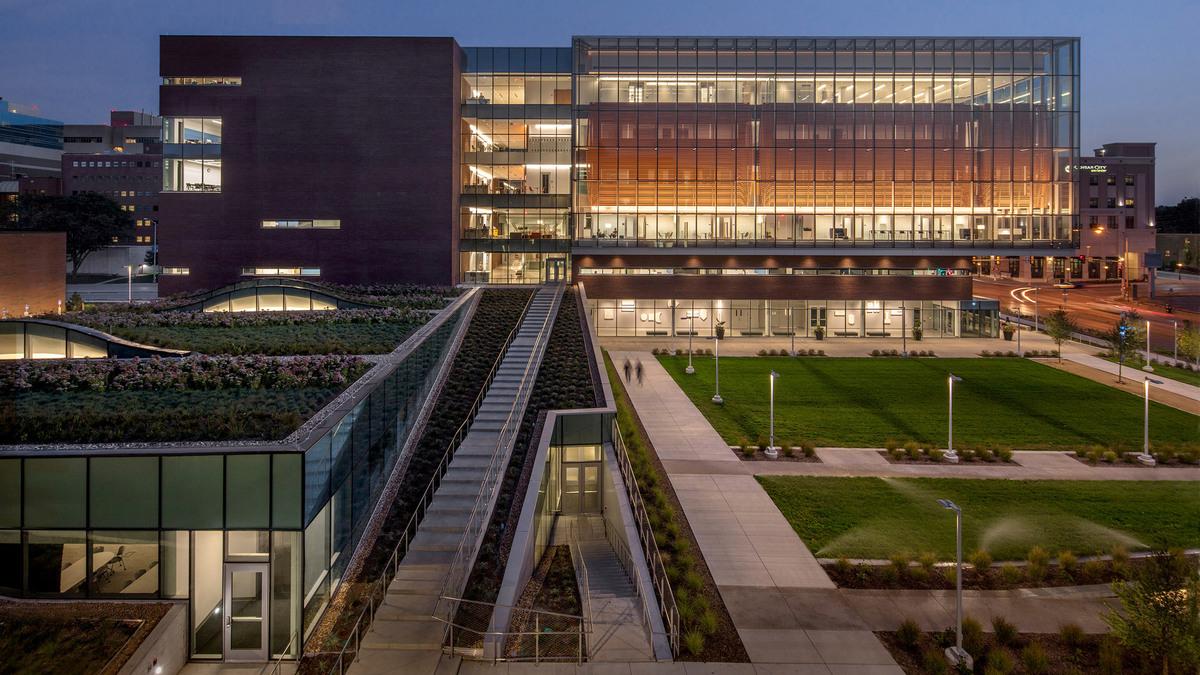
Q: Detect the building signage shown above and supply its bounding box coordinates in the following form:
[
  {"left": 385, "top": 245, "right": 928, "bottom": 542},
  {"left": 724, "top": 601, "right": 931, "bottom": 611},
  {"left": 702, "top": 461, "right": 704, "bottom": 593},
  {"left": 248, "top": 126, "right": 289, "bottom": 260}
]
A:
[{"left": 1074, "top": 164, "right": 1108, "bottom": 173}]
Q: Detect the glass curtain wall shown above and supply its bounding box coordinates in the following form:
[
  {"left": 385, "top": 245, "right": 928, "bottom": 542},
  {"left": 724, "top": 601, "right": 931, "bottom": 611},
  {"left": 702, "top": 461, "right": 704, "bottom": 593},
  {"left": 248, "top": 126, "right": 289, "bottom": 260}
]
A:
[
  {"left": 461, "top": 47, "right": 573, "bottom": 283},
  {"left": 572, "top": 37, "right": 1078, "bottom": 248}
]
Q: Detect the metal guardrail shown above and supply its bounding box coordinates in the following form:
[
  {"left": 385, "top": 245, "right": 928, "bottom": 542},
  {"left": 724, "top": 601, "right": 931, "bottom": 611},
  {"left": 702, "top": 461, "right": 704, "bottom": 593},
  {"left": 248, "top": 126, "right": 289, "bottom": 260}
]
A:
[
  {"left": 437, "top": 287, "right": 560, "bottom": 632},
  {"left": 600, "top": 515, "right": 659, "bottom": 657},
  {"left": 436, "top": 596, "right": 587, "bottom": 664},
  {"left": 319, "top": 291, "right": 537, "bottom": 675},
  {"left": 264, "top": 634, "right": 298, "bottom": 675},
  {"left": 610, "top": 417, "right": 681, "bottom": 656},
  {"left": 568, "top": 521, "right": 592, "bottom": 650}
]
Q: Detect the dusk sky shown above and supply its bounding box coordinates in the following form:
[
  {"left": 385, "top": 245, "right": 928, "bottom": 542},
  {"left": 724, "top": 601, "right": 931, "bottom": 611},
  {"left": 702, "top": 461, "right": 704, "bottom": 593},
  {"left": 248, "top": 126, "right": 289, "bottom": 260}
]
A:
[{"left": 1, "top": 0, "right": 1196, "bottom": 204}]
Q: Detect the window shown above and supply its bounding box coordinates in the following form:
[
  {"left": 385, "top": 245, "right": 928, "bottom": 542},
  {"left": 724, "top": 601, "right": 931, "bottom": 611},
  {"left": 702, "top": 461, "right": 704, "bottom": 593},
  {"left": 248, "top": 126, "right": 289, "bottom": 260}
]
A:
[
  {"left": 1106, "top": 198, "right": 1116, "bottom": 208},
  {"left": 161, "top": 267, "right": 190, "bottom": 275},
  {"left": 241, "top": 267, "right": 320, "bottom": 277},
  {"left": 1124, "top": 175, "right": 1135, "bottom": 186},
  {"left": 1106, "top": 175, "right": 1116, "bottom": 185},
  {"left": 261, "top": 219, "right": 341, "bottom": 229},
  {"left": 1126, "top": 216, "right": 1136, "bottom": 229},
  {"left": 163, "top": 76, "right": 242, "bottom": 86},
  {"left": 163, "top": 117, "right": 222, "bottom": 192},
  {"left": 1107, "top": 216, "right": 1117, "bottom": 229},
  {"left": 1088, "top": 198, "right": 1098, "bottom": 208},
  {"left": 1088, "top": 174, "right": 1098, "bottom": 186},
  {"left": 1124, "top": 198, "right": 1135, "bottom": 207}
]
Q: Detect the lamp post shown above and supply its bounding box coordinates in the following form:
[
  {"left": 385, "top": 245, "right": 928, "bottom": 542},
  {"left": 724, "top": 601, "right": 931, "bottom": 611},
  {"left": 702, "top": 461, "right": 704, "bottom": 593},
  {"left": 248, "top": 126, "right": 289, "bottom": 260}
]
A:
[
  {"left": 1142, "top": 320, "right": 1154, "bottom": 372},
  {"left": 712, "top": 331, "right": 723, "bottom": 405},
  {"left": 944, "top": 374, "right": 963, "bottom": 463},
  {"left": 126, "top": 265, "right": 133, "bottom": 304},
  {"left": 1033, "top": 285, "right": 1039, "bottom": 332},
  {"left": 1173, "top": 320, "right": 1178, "bottom": 363},
  {"left": 901, "top": 301, "right": 908, "bottom": 357},
  {"left": 684, "top": 309, "right": 695, "bottom": 375},
  {"left": 1138, "top": 377, "right": 1163, "bottom": 466},
  {"left": 937, "top": 499, "right": 972, "bottom": 670},
  {"left": 765, "top": 370, "right": 780, "bottom": 458},
  {"left": 1015, "top": 305, "right": 1022, "bottom": 355}
]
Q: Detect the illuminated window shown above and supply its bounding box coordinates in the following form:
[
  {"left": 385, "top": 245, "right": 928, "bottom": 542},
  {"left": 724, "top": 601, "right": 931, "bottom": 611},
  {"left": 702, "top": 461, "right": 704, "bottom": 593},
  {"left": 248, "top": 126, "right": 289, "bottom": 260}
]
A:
[
  {"left": 240, "top": 267, "right": 320, "bottom": 277},
  {"left": 161, "top": 267, "right": 190, "bottom": 275},
  {"left": 261, "top": 219, "right": 341, "bottom": 229},
  {"left": 163, "top": 118, "right": 222, "bottom": 192},
  {"left": 162, "top": 76, "right": 242, "bottom": 86}
]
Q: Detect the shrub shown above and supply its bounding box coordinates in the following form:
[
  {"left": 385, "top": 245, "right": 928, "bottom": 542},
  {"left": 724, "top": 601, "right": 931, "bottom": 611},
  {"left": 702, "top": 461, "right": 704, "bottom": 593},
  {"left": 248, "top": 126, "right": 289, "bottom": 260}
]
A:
[
  {"left": 1081, "top": 559, "right": 1107, "bottom": 584},
  {"left": 878, "top": 564, "right": 899, "bottom": 585},
  {"left": 884, "top": 438, "right": 899, "bottom": 452},
  {"left": 801, "top": 442, "right": 816, "bottom": 458},
  {"left": 741, "top": 443, "right": 757, "bottom": 458},
  {"left": 651, "top": 348, "right": 660, "bottom": 356},
  {"left": 968, "top": 549, "right": 993, "bottom": 572},
  {"left": 999, "top": 563, "right": 1023, "bottom": 586},
  {"left": 871, "top": 349, "right": 881, "bottom": 357},
  {"left": 918, "top": 552, "right": 938, "bottom": 574},
  {"left": 997, "top": 447, "right": 1014, "bottom": 463},
  {"left": 699, "top": 609, "right": 718, "bottom": 635},
  {"left": 1021, "top": 642, "right": 1050, "bottom": 674},
  {"left": 923, "top": 648, "right": 950, "bottom": 675},
  {"left": 1059, "top": 622, "right": 1085, "bottom": 652},
  {"left": 980, "top": 448, "right": 996, "bottom": 462},
  {"left": 756, "top": 435, "right": 770, "bottom": 451},
  {"left": 992, "top": 616, "right": 1019, "bottom": 646},
  {"left": 758, "top": 349, "right": 769, "bottom": 356},
  {"left": 986, "top": 647, "right": 1015, "bottom": 674},
  {"left": 1027, "top": 546, "right": 1049, "bottom": 582},
  {"left": 1102, "top": 450, "right": 1118, "bottom": 464},
  {"left": 683, "top": 630, "right": 705, "bottom": 655},
  {"left": 888, "top": 447, "right": 905, "bottom": 460},
  {"left": 959, "top": 448, "right": 976, "bottom": 462},
  {"left": 890, "top": 551, "right": 912, "bottom": 577},
  {"left": 927, "top": 447, "right": 945, "bottom": 462},
  {"left": 961, "top": 616, "right": 985, "bottom": 658},
  {"left": 1074, "top": 447, "right": 1088, "bottom": 458},
  {"left": 896, "top": 618, "right": 922, "bottom": 652},
  {"left": 834, "top": 557, "right": 852, "bottom": 575},
  {"left": 903, "top": 440, "right": 921, "bottom": 460},
  {"left": 1057, "top": 550, "right": 1078, "bottom": 576},
  {"left": 780, "top": 443, "right": 795, "bottom": 458},
  {"left": 1110, "top": 544, "right": 1131, "bottom": 578}
]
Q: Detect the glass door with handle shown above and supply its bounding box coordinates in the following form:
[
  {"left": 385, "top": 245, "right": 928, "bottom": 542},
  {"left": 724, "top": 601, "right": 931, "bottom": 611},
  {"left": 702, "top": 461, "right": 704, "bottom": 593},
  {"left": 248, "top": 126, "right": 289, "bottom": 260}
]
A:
[{"left": 223, "top": 563, "right": 268, "bottom": 661}]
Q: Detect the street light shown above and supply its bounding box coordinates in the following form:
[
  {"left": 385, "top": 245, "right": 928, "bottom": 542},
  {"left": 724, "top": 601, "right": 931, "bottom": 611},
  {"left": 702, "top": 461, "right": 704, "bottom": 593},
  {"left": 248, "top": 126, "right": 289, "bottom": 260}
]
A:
[
  {"left": 1138, "top": 377, "right": 1163, "bottom": 466},
  {"left": 937, "top": 498, "right": 972, "bottom": 670},
  {"left": 712, "top": 332, "right": 723, "bottom": 405},
  {"left": 684, "top": 309, "right": 696, "bottom": 375},
  {"left": 126, "top": 264, "right": 133, "bottom": 304},
  {"left": 944, "top": 374, "right": 963, "bottom": 464},
  {"left": 1015, "top": 305, "right": 1022, "bottom": 355},
  {"left": 1142, "top": 320, "right": 1154, "bottom": 372},
  {"left": 765, "top": 370, "right": 780, "bottom": 458},
  {"left": 1173, "top": 320, "right": 1178, "bottom": 363}
]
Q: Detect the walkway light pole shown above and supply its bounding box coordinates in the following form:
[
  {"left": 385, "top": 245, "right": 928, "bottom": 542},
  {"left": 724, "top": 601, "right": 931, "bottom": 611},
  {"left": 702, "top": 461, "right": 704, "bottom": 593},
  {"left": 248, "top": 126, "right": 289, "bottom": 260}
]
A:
[
  {"left": 126, "top": 265, "right": 133, "bottom": 303},
  {"left": 945, "top": 374, "right": 963, "bottom": 463},
  {"left": 1016, "top": 305, "right": 1022, "bottom": 355},
  {"left": 1034, "top": 285, "right": 1039, "bottom": 332},
  {"left": 901, "top": 301, "right": 907, "bottom": 357},
  {"left": 1173, "top": 320, "right": 1178, "bottom": 363},
  {"left": 1138, "top": 377, "right": 1163, "bottom": 466},
  {"left": 684, "top": 310, "right": 695, "bottom": 375},
  {"left": 1142, "top": 320, "right": 1154, "bottom": 372},
  {"left": 712, "top": 324, "right": 724, "bottom": 404},
  {"left": 937, "top": 499, "right": 972, "bottom": 670},
  {"left": 765, "top": 371, "right": 780, "bottom": 458}
]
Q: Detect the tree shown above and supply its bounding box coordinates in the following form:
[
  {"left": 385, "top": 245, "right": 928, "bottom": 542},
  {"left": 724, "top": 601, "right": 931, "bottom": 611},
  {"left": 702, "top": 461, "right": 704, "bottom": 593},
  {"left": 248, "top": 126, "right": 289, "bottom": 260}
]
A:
[
  {"left": 1178, "top": 322, "right": 1200, "bottom": 370},
  {"left": 1, "top": 192, "right": 132, "bottom": 276},
  {"left": 1042, "top": 309, "right": 1077, "bottom": 363},
  {"left": 1104, "top": 548, "right": 1200, "bottom": 675},
  {"left": 1106, "top": 314, "right": 1143, "bottom": 383}
]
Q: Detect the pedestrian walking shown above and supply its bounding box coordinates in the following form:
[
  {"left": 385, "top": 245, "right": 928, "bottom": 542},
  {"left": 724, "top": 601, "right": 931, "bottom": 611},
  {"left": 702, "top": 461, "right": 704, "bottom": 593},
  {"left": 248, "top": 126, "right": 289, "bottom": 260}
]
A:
[
  {"left": 635, "top": 359, "right": 644, "bottom": 386},
  {"left": 623, "top": 358, "right": 632, "bottom": 382}
]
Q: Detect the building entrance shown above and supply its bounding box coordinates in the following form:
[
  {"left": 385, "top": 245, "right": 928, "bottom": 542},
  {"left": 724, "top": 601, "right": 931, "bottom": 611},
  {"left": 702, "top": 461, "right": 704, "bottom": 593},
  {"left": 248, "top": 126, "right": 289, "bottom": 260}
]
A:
[{"left": 223, "top": 563, "right": 269, "bottom": 662}]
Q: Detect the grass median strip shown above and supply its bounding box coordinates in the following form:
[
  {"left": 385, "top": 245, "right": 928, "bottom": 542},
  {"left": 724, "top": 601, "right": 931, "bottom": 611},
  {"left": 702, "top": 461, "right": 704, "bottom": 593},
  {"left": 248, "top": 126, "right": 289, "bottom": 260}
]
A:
[
  {"left": 757, "top": 475, "right": 1200, "bottom": 561},
  {"left": 660, "top": 355, "right": 1199, "bottom": 450}
]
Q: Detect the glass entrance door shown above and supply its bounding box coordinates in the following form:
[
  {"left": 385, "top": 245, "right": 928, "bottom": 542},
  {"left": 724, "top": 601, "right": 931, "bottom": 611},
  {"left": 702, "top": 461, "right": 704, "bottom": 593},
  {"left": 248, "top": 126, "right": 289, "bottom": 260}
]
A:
[
  {"left": 561, "top": 463, "right": 601, "bottom": 514},
  {"left": 223, "top": 563, "right": 268, "bottom": 662},
  {"left": 545, "top": 257, "right": 566, "bottom": 283}
]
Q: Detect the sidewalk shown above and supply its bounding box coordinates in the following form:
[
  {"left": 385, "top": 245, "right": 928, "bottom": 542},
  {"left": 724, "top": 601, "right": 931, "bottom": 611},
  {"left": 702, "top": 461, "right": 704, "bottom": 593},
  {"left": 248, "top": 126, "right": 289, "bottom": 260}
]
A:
[
  {"left": 610, "top": 351, "right": 899, "bottom": 673},
  {"left": 601, "top": 332, "right": 1060, "bottom": 358},
  {"left": 1061, "top": 352, "right": 1200, "bottom": 403}
]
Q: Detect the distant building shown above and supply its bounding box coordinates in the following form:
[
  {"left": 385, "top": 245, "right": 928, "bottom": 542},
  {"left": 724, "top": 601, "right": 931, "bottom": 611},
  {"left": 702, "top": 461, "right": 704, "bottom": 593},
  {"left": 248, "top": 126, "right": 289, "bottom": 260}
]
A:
[
  {"left": 0, "top": 98, "right": 63, "bottom": 179},
  {"left": 0, "top": 231, "right": 66, "bottom": 316},
  {"left": 1076, "top": 142, "right": 1156, "bottom": 285},
  {"left": 63, "top": 111, "right": 161, "bottom": 155}
]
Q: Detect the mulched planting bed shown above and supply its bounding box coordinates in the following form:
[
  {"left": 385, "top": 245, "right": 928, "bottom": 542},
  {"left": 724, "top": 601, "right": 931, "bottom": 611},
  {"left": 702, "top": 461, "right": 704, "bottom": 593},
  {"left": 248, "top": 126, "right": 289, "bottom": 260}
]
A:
[
  {"left": 879, "top": 627, "right": 1141, "bottom": 675},
  {"left": 824, "top": 553, "right": 1196, "bottom": 591},
  {"left": 455, "top": 291, "right": 599, "bottom": 644},
  {"left": 301, "top": 289, "right": 531, "bottom": 660},
  {"left": 730, "top": 446, "right": 820, "bottom": 462},
  {"left": 605, "top": 352, "right": 749, "bottom": 662},
  {"left": 0, "top": 601, "right": 171, "bottom": 675},
  {"left": 878, "top": 450, "right": 1017, "bottom": 465}
]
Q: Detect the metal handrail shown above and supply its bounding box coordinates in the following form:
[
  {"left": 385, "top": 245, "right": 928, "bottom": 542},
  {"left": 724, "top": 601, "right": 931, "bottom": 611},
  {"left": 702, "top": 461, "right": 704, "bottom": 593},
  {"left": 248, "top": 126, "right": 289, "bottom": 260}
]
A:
[
  {"left": 567, "top": 522, "right": 592, "bottom": 650},
  {"left": 437, "top": 288, "right": 559, "bottom": 629},
  {"left": 264, "top": 634, "right": 298, "bottom": 675},
  {"left": 611, "top": 417, "right": 682, "bottom": 655},
  {"left": 319, "top": 290, "right": 537, "bottom": 675},
  {"left": 600, "top": 516, "right": 658, "bottom": 655},
  {"left": 435, "top": 595, "right": 587, "bottom": 664}
]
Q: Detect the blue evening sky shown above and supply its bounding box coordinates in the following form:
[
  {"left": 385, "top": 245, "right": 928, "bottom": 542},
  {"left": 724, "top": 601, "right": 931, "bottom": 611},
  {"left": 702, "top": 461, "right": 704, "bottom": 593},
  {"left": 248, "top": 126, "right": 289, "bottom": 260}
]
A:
[{"left": 0, "top": 0, "right": 1196, "bottom": 203}]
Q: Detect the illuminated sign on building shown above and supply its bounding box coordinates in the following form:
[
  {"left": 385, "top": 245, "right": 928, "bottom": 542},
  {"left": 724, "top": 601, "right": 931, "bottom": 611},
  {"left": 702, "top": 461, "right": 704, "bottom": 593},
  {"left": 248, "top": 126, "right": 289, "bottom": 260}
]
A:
[{"left": 1074, "top": 164, "right": 1108, "bottom": 173}]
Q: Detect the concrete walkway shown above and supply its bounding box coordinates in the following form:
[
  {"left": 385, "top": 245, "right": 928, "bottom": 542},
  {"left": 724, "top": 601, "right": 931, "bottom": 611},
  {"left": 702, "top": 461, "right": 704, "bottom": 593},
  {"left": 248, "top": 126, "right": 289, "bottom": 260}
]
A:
[
  {"left": 1062, "top": 352, "right": 1200, "bottom": 403},
  {"left": 610, "top": 351, "right": 899, "bottom": 674}
]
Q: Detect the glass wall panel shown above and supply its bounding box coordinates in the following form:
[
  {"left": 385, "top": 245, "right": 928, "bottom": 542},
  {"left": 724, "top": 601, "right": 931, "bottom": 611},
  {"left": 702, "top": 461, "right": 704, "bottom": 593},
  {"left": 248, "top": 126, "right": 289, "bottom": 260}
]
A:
[
  {"left": 227, "top": 530, "right": 270, "bottom": 559},
  {"left": 162, "top": 455, "right": 222, "bottom": 529},
  {"left": 24, "top": 457, "right": 86, "bottom": 528},
  {"left": 272, "top": 454, "right": 302, "bottom": 529},
  {"left": 0, "top": 322, "right": 23, "bottom": 360},
  {"left": 271, "top": 531, "right": 301, "bottom": 657},
  {"left": 89, "top": 456, "right": 158, "bottom": 528},
  {"left": 0, "top": 530, "right": 19, "bottom": 594},
  {"left": 302, "top": 503, "right": 330, "bottom": 634},
  {"left": 27, "top": 530, "right": 86, "bottom": 595},
  {"left": 91, "top": 530, "right": 158, "bottom": 595},
  {"left": 27, "top": 323, "right": 66, "bottom": 359},
  {"left": 192, "top": 531, "right": 223, "bottom": 658},
  {"left": 0, "top": 459, "right": 18, "bottom": 527},
  {"left": 226, "top": 454, "right": 270, "bottom": 529},
  {"left": 68, "top": 331, "right": 108, "bottom": 359}
]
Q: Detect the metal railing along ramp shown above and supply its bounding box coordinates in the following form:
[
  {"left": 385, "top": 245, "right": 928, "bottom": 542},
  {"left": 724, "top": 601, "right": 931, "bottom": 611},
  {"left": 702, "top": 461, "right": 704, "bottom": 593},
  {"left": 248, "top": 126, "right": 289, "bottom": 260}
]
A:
[{"left": 345, "top": 286, "right": 562, "bottom": 673}]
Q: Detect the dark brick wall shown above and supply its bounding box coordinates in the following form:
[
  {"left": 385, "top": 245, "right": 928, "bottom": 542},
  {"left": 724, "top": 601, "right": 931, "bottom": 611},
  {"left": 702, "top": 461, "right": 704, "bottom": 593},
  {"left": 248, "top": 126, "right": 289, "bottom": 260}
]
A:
[
  {"left": 158, "top": 36, "right": 462, "bottom": 294},
  {"left": 0, "top": 232, "right": 65, "bottom": 315}
]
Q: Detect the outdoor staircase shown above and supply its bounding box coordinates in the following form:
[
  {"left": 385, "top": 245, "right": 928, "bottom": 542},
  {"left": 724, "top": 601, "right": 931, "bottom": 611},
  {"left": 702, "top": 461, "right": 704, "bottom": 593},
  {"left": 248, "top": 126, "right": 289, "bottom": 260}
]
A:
[
  {"left": 352, "top": 286, "right": 561, "bottom": 672},
  {"left": 566, "top": 516, "right": 656, "bottom": 662}
]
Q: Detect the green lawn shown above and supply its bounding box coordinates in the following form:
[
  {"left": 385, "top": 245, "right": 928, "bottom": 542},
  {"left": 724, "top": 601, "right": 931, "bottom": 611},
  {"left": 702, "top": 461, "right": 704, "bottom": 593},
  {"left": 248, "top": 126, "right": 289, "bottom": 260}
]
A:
[
  {"left": 1100, "top": 354, "right": 1200, "bottom": 388},
  {"left": 757, "top": 475, "right": 1200, "bottom": 560},
  {"left": 659, "top": 356, "right": 1199, "bottom": 450}
]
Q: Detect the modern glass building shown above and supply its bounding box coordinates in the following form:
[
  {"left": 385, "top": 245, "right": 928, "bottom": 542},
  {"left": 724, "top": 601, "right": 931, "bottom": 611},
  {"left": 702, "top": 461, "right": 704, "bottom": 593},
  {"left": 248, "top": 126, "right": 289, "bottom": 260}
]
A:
[
  {"left": 157, "top": 36, "right": 1080, "bottom": 338},
  {"left": 0, "top": 298, "right": 469, "bottom": 662}
]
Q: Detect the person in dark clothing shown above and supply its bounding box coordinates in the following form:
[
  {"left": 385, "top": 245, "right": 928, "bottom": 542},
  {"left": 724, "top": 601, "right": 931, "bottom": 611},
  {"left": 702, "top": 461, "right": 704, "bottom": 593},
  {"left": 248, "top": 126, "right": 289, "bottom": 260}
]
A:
[
  {"left": 635, "top": 359, "right": 644, "bottom": 385},
  {"left": 623, "top": 358, "right": 632, "bottom": 382}
]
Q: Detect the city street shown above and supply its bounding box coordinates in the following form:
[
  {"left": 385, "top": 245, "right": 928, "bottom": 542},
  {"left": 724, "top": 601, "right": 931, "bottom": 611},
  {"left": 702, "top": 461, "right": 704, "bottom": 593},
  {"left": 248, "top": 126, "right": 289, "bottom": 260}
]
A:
[{"left": 974, "top": 277, "right": 1199, "bottom": 352}]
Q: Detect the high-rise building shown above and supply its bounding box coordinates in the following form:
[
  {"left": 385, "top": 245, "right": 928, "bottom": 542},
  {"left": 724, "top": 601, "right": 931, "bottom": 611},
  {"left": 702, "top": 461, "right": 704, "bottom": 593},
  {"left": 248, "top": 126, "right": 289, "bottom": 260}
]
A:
[
  {"left": 0, "top": 98, "right": 63, "bottom": 180},
  {"left": 158, "top": 36, "right": 1082, "bottom": 338},
  {"left": 1076, "top": 142, "right": 1155, "bottom": 287}
]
